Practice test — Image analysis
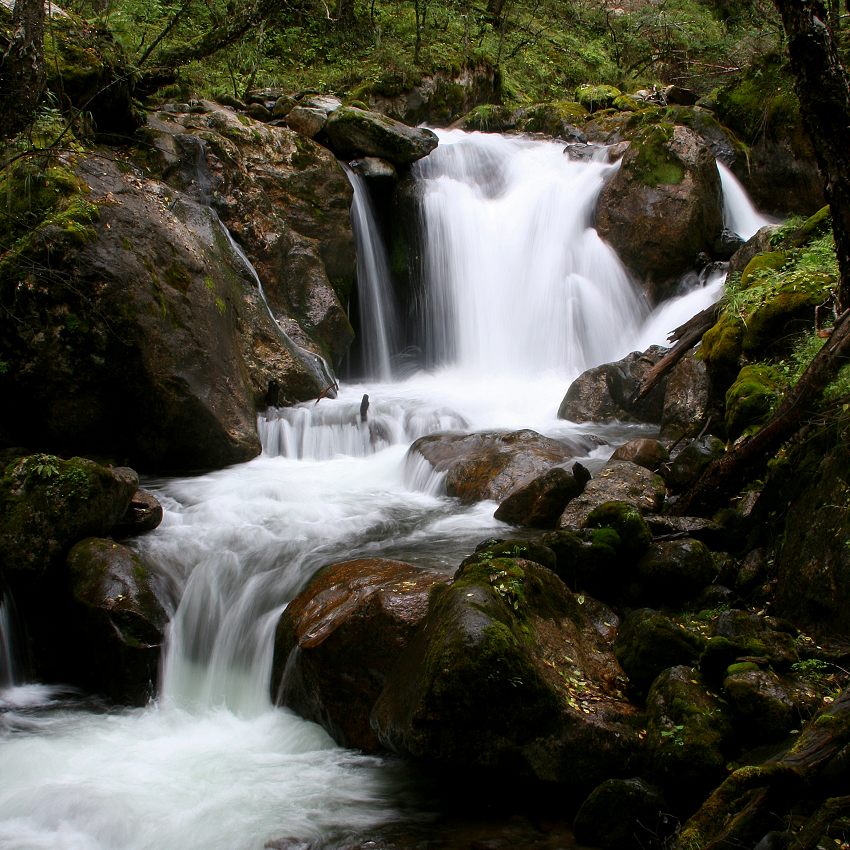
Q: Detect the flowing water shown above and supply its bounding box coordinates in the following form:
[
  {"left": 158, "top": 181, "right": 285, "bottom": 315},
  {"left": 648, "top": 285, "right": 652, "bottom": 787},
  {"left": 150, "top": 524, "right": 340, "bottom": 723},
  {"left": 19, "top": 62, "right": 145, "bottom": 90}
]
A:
[
  {"left": 718, "top": 160, "right": 775, "bottom": 241},
  {"left": 0, "top": 131, "right": 765, "bottom": 850}
]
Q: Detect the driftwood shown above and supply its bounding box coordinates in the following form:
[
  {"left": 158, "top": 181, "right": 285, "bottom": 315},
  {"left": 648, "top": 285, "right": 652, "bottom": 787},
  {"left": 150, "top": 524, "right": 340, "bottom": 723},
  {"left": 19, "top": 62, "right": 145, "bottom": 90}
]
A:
[
  {"left": 673, "top": 309, "right": 850, "bottom": 516},
  {"left": 630, "top": 303, "right": 720, "bottom": 406},
  {"left": 674, "top": 688, "right": 850, "bottom": 850}
]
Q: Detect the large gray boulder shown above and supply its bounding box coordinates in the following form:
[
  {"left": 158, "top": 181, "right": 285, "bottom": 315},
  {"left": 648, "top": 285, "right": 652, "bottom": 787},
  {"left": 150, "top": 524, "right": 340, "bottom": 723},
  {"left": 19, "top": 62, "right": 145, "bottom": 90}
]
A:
[
  {"left": 596, "top": 124, "right": 723, "bottom": 301},
  {"left": 324, "top": 107, "right": 439, "bottom": 166}
]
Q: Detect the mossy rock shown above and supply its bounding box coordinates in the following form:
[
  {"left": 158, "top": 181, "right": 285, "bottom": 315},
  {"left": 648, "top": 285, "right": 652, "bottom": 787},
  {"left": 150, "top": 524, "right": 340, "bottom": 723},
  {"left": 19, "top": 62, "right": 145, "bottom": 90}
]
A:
[
  {"left": 467, "top": 537, "right": 557, "bottom": 572},
  {"left": 612, "top": 95, "right": 642, "bottom": 112},
  {"left": 740, "top": 251, "right": 788, "bottom": 288},
  {"left": 460, "top": 104, "right": 518, "bottom": 132},
  {"left": 631, "top": 122, "right": 685, "bottom": 187},
  {"left": 0, "top": 454, "right": 138, "bottom": 579},
  {"left": 518, "top": 100, "right": 588, "bottom": 136},
  {"left": 699, "top": 313, "right": 745, "bottom": 374},
  {"left": 615, "top": 609, "right": 706, "bottom": 697},
  {"left": 541, "top": 528, "right": 622, "bottom": 597},
  {"left": 631, "top": 539, "right": 718, "bottom": 607},
  {"left": 584, "top": 500, "right": 652, "bottom": 559},
  {"left": 575, "top": 84, "right": 622, "bottom": 113},
  {"left": 722, "top": 668, "right": 797, "bottom": 744},
  {"left": 725, "top": 364, "right": 784, "bottom": 440}
]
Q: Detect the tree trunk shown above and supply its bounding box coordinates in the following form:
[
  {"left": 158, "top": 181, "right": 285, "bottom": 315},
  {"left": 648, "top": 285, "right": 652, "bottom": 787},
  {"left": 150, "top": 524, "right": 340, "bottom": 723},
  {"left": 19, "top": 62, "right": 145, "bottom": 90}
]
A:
[
  {"left": 0, "top": 0, "right": 46, "bottom": 140},
  {"left": 774, "top": 0, "right": 850, "bottom": 312}
]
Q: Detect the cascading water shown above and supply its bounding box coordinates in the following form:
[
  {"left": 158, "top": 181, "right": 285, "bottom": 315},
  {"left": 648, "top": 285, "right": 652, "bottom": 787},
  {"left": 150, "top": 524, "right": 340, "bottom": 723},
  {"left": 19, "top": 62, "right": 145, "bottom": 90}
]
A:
[
  {"left": 0, "top": 592, "right": 16, "bottom": 690},
  {"left": 718, "top": 160, "right": 775, "bottom": 241},
  {"left": 0, "top": 129, "right": 772, "bottom": 850},
  {"left": 344, "top": 164, "right": 400, "bottom": 381}
]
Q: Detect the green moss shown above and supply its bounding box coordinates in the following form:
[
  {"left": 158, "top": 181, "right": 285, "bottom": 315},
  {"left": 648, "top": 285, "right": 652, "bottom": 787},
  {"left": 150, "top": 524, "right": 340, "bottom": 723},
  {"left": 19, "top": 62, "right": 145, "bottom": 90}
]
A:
[
  {"left": 740, "top": 251, "right": 787, "bottom": 288},
  {"left": 725, "top": 364, "right": 784, "bottom": 439},
  {"left": 585, "top": 500, "right": 652, "bottom": 558},
  {"left": 631, "top": 122, "right": 685, "bottom": 187},
  {"left": 612, "top": 95, "right": 641, "bottom": 112},
  {"left": 163, "top": 262, "right": 191, "bottom": 293},
  {"left": 575, "top": 84, "right": 621, "bottom": 112}
]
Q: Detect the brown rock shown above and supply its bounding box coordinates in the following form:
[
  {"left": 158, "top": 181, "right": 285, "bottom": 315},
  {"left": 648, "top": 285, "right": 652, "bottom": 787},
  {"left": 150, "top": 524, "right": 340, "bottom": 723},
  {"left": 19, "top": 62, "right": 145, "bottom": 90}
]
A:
[
  {"left": 611, "top": 438, "right": 669, "bottom": 471},
  {"left": 494, "top": 463, "right": 591, "bottom": 528}
]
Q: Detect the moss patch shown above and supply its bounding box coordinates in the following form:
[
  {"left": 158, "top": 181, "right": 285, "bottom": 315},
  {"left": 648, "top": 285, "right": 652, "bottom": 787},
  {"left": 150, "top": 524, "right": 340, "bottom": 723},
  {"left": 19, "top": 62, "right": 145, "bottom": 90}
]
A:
[
  {"left": 725, "top": 363, "right": 784, "bottom": 439},
  {"left": 631, "top": 122, "right": 685, "bottom": 187}
]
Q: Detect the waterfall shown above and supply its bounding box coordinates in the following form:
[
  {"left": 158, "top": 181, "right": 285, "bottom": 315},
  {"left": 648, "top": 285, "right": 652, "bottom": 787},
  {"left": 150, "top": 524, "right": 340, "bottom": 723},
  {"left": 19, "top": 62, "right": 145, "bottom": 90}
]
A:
[
  {"left": 343, "top": 165, "right": 400, "bottom": 381},
  {"left": 0, "top": 591, "right": 17, "bottom": 689},
  {"left": 414, "top": 130, "right": 649, "bottom": 376},
  {"left": 718, "top": 160, "right": 774, "bottom": 241}
]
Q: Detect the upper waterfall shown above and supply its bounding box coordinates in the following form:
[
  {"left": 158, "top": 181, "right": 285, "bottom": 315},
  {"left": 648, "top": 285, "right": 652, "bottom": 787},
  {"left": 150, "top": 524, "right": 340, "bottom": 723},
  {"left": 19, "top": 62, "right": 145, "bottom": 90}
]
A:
[
  {"left": 718, "top": 160, "right": 774, "bottom": 241},
  {"left": 413, "top": 130, "right": 649, "bottom": 377}
]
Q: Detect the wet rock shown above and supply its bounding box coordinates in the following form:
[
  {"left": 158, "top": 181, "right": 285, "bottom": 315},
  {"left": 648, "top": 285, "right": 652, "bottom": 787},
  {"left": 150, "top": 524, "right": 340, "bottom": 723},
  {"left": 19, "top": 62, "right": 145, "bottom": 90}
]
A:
[
  {"left": 409, "top": 430, "right": 599, "bottom": 504},
  {"left": 494, "top": 463, "right": 591, "bottom": 528},
  {"left": 467, "top": 538, "right": 557, "bottom": 572},
  {"left": 645, "top": 666, "right": 734, "bottom": 804},
  {"left": 350, "top": 156, "right": 398, "bottom": 185},
  {"left": 285, "top": 105, "right": 329, "bottom": 138},
  {"left": 558, "top": 348, "right": 667, "bottom": 424},
  {"left": 596, "top": 124, "right": 723, "bottom": 300},
  {"left": 324, "top": 107, "right": 439, "bottom": 166},
  {"left": 113, "top": 489, "right": 163, "bottom": 537},
  {"left": 714, "top": 227, "right": 745, "bottom": 259},
  {"left": 723, "top": 668, "right": 797, "bottom": 744},
  {"left": 584, "top": 500, "right": 653, "bottom": 559},
  {"left": 558, "top": 462, "right": 666, "bottom": 529},
  {"left": 540, "top": 528, "right": 622, "bottom": 599},
  {"left": 372, "top": 556, "right": 640, "bottom": 792},
  {"left": 615, "top": 609, "right": 706, "bottom": 697},
  {"left": 66, "top": 537, "right": 166, "bottom": 704},
  {"left": 611, "top": 438, "right": 669, "bottom": 471},
  {"left": 644, "top": 514, "right": 727, "bottom": 549},
  {"left": 660, "top": 351, "right": 713, "bottom": 444},
  {"left": 271, "top": 558, "right": 448, "bottom": 750},
  {"left": 573, "top": 777, "right": 670, "bottom": 849}
]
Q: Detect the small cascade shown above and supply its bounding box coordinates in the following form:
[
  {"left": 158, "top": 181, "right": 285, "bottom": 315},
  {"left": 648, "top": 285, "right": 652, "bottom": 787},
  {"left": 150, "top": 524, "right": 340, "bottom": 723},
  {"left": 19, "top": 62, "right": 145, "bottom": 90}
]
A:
[
  {"left": 259, "top": 391, "right": 468, "bottom": 460},
  {"left": 414, "top": 131, "right": 649, "bottom": 376},
  {"left": 717, "top": 160, "right": 774, "bottom": 241},
  {"left": 0, "top": 591, "right": 17, "bottom": 689},
  {"left": 215, "top": 217, "right": 338, "bottom": 393},
  {"left": 344, "top": 165, "right": 400, "bottom": 381}
]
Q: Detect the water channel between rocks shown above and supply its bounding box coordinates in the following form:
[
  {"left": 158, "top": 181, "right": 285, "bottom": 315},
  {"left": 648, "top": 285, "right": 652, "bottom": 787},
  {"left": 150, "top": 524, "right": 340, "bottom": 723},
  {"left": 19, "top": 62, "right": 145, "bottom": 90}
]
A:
[{"left": 0, "top": 130, "right": 769, "bottom": 850}]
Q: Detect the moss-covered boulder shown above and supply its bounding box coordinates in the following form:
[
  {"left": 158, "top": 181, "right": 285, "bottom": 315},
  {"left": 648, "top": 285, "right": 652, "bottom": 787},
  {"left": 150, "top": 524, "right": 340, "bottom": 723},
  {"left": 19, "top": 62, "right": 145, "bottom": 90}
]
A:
[
  {"left": 271, "top": 558, "right": 447, "bottom": 751},
  {"left": 645, "top": 666, "right": 734, "bottom": 804},
  {"left": 494, "top": 463, "right": 591, "bottom": 527},
  {"left": 541, "top": 528, "right": 622, "bottom": 598},
  {"left": 559, "top": 348, "right": 668, "bottom": 425},
  {"left": 0, "top": 454, "right": 137, "bottom": 579},
  {"left": 725, "top": 364, "right": 784, "bottom": 440},
  {"left": 66, "top": 537, "right": 166, "bottom": 704},
  {"left": 664, "top": 436, "right": 725, "bottom": 493},
  {"left": 466, "top": 538, "right": 557, "bottom": 572},
  {"left": 723, "top": 668, "right": 797, "bottom": 744},
  {"left": 584, "top": 501, "right": 653, "bottom": 559},
  {"left": 460, "top": 104, "right": 519, "bottom": 133},
  {"left": 575, "top": 84, "right": 621, "bottom": 112},
  {"left": 615, "top": 610, "right": 706, "bottom": 697},
  {"left": 631, "top": 539, "right": 718, "bottom": 607},
  {"left": 408, "top": 429, "right": 599, "bottom": 504},
  {"left": 372, "top": 556, "right": 641, "bottom": 792},
  {"left": 324, "top": 107, "right": 438, "bottom": 166},
  {"left": 515, "top": 101, "right": 588, "bottom": 138},
  {"left": 573, "top": 777, "right": 670, "bottom": 849},
  {"left": 596, "top": 124, "right": 723, "bottom": 300},
  {"left": 558, "top": 463, "right": 666, "bottom": 529}
]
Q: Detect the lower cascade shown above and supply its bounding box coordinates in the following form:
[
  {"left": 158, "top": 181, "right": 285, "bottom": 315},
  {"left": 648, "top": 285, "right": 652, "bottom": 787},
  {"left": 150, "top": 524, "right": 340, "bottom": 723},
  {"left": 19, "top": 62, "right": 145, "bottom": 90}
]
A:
[{"left": 0, "top": 130, "right": 758, "bottom": 850}]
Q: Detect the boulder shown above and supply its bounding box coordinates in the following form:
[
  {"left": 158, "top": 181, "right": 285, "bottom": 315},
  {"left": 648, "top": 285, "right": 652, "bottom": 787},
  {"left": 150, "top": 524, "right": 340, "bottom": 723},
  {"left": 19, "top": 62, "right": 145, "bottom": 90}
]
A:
[
  {"left": 645, "top": 666, "right": 734, "bottom": 804},
  {"left": 409, "top": 430, "right": 600, "bottom": 504},
  {"left": 558, "top": 462, "right": 666, "bottom": 529},
  {"left": 541, "top": 528, "right": 622, "bottom": 599},
  {"left": 664, "top": 436, "right": 725, "bottom": 493},
  {"left": 113, "top": 489, "right": 164, "bottom": 538},
  {"left": 575, "top": 84, "right": 622, "bottom": 112},
  {"left": 66, "top": 538, "right": 167, "bottom": 703},
  {"left": 271, "top": 559, "right": 448, "bottom": 751},
  {"left": 596, "top": 124, "right": 723, "bottom": 301},
  {"left": 466, "top": 538, "right": 557, "bottom": 572},
  {"left": 494, "top": 462, "right": 591, "bottom": 527},
  {"left": 630, "top": 538, "right": 718, "bottom": 607},
  {"left": 372, "top": 556, "right": 641, "bottom": 792},
  {"left": 573, "top": 778, "right": 670, "bottom": 850},
  {"left": 558, "top": 348, "right": 667, "bottom": 424},
  {"left": 723, "top": 668, "right": 797, "bottom": 744},
  {"left": 285, "top": 105, "right": 329, "bottom": 138},
  {"left": 324, "top": 107, "right": 439, "bottom": 166},
  {"left": 611, "top": 438, "right": 669, "bottom": 471},
  {"left": 1, "top": 107, "right": 355, "bottom": 471},
  {"left": 615, "top": 609, "right": 706, "bottom": 697},
  {"left": 0, "top": 454, "right": 137, "bottom": 579},
  {"left": 660, "top": 351, "right": 713, "bottom": 444}
]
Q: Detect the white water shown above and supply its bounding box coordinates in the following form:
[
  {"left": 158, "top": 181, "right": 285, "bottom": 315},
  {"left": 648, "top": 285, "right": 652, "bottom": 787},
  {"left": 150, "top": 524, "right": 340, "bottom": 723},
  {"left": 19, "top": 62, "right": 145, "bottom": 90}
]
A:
[
  {"left": 344, "top": 165, "right": 400, "bottom": 381},
  {"left": 0, "top": 593, "right": 16, "bottom": 689},
  {"left": 0, "top": 130, "right": 767, "bottom": 850},
  {"left": 718, "top": 160, "right": 775, "bottom": 241}
]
